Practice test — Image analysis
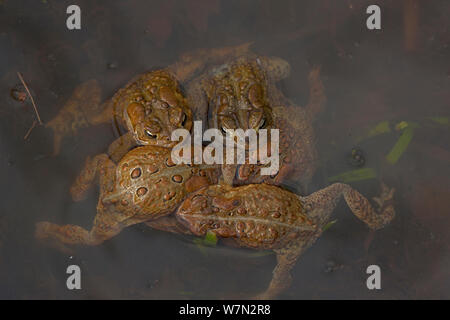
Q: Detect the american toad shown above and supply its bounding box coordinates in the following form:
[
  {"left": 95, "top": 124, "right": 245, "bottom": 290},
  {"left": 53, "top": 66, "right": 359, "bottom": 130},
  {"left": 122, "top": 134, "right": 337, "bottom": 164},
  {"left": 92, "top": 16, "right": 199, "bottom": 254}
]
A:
[
  {"left": 46, "top": 70, "right": 193, "bottom": 160},
  {"left": 185, "top": 54, "right": 325, "bottom": 189},
  {"left": 183, "top": 55, "right": 289, "bottom": 139},
  {"left": 176, "top": 182, "right": 395, "bottom": 299},
  {"left": 234, "top": 66, "right": 326, "bottom": 191},
  {"left": 35, "top": 146, "right": 220, "bottom": 248},
  {"left": 190, "top": 55, "right": 289, "bottom": 130}
]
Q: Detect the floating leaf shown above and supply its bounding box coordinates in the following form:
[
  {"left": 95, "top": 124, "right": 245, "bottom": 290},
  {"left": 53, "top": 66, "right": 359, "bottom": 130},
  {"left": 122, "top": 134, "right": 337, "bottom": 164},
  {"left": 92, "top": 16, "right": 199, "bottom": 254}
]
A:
[
  {"left": 367, "top": 120, "right": 391, "bottom": 137},
  {"left": 322, "top": 219, "right": 338, "bottom": 232},
  {"left": 395, "top": 121, "right": 409, "bottom": 131},
  {"left": 357, "top": 121, "right": 391, "bottom": 142},
  {"left": 193, "top": 230, "right": 217, "bottom": 254},
  {"left": 395, "top": 121, "right": 419, "bottom": 131},
  {"left": 204, "top": 231, "right": 218, "bottom": 246},
  {"left": 386, "top": 127, "right": 414, "bottom": 164},
  {"left": 328, "top": 168, "right": 377, "bottom": 183}
]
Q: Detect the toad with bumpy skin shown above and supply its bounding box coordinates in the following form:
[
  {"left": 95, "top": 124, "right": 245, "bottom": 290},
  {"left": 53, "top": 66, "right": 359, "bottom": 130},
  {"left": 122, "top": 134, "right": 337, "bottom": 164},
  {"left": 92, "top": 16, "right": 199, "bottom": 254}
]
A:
[
  {"left": 176, "top": 182, "right": 395, "bottom": 299},
  {"left": 46, "top": 43, "right": 253, "bottom": 158},
  {"left": 106, "top": 70, "right": 195, "bottom": 161},
  {"left": 35, "top": 146, "right": 220, "bottom": 249},
  {"left": 234, "top": 65, "right": 326, "bottom": 190},
  {"left": 45, "top": 70, "right": 192, "bottom": 159},
  {"left": 195, "top": 56, "right": 289, "bottom": 131},
  {"left": 186, "top": 54, "right": 325, "bottom": 188}
]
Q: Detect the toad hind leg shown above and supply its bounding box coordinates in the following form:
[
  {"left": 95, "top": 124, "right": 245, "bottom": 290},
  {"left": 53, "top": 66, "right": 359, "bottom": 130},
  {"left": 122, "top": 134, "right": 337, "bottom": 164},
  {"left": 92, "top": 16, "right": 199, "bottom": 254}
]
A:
[
  {"left": 302, "top": 182, "right": 395, "bottom": 230},
  {"left": 35, "top": 210, "right": 123, "bottom": 246},
  {"left": 255, "top": 243, "right": 307, "bottom": 300}
]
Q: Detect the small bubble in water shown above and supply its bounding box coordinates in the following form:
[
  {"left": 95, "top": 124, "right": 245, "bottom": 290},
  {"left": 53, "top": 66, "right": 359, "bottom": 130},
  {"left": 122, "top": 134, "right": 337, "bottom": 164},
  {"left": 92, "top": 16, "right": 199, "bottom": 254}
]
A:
[{"left": 107, "top": 61, "right": 118, "bottom": 69}]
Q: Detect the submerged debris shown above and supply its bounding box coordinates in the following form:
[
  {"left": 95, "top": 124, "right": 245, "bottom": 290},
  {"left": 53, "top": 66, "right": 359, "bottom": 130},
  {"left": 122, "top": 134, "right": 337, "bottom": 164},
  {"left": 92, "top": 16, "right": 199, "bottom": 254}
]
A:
[
  {"left": 386, "top": 125, "right": 414, "bottom": 164},
  {"left": 23, "top": 120, "right": 37, "bottom": 140},
  {"left": 10, "top": 85, "right": 27, "bottom": 102},
  {"left": 322, "top": 219, "right": 338, "bottom": 232},
  {"left": 17, "top": 72, "right": 42, "bottom": 125},
  {"left": 356, "top": 120, "right": 391, "bottom": 142},
  {"left": 14, "top": 72, "right": 43, "bottom": 140}
]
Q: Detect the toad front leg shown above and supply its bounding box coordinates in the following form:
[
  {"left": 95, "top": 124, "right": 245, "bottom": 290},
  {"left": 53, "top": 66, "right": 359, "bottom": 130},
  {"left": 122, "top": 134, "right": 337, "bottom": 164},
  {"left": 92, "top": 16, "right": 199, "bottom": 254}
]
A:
[
  {"left": 107, "top": 132, "right": 138, "bottom": 163},
  {"left": 69, "top": 153, "right": 115, "bottom": 202},
  {"left": 45, "top": 80, "right": 104, "bottom": 155}
]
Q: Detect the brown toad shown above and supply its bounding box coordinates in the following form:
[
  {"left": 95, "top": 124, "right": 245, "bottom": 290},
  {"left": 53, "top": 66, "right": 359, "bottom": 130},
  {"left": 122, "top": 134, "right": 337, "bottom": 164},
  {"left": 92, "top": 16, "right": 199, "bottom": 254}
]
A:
[
  {"left": 35, "top": 145, "right": 220, "bottom": 248},
  {"left": 185, "top": 54, "right": 326, "bottom": 189},
  {"left": 176, "top": 182, "right": 395, "bottom": 299},
  {"left": 234, "top": 66, "right": 326, "bottom": 190},
  {"left": 45, "top": 70, "right": 193, "bottom": 160}
]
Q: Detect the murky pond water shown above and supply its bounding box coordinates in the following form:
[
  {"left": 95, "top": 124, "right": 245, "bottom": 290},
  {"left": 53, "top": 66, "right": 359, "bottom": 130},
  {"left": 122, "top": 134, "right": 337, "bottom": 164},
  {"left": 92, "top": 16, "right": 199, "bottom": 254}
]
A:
[{"left": 0, "top": 0, "right": 449, "bottom": 299}]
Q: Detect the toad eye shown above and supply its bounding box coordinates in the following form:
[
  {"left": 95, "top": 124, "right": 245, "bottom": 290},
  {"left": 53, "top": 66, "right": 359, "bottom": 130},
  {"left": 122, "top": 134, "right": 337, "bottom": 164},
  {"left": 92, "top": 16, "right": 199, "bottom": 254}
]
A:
[
  {"left": 181, "top": 112, "right": 187, "bottom": 126},
  {"left": 258, "top": 117, "right": 266, "bottom": 129},
  {"left": 145, "top": 129, "right": 157, "bottom": 139}
]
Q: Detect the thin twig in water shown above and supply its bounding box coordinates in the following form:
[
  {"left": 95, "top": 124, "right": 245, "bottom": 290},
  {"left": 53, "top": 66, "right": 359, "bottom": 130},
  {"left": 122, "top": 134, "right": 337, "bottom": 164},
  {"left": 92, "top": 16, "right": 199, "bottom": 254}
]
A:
[
  {"left": 17, "top": 72, "right": 43, "bottom": 125},
  {"left": 24, "top": 120, "right": 37, "bottom": 140}
]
